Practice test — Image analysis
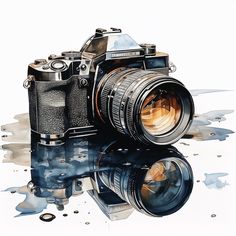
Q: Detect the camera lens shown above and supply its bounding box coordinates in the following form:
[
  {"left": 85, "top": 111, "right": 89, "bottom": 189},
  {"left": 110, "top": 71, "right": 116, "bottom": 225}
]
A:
[
  {"left": 139, "top": 158, "right": 191, "bottom": 215},
  {"left": 96, "top": 68, "right": 194, "bottom": 145},
  {"left": 98, "top": 156, "right": 193, "bottom": 217}
]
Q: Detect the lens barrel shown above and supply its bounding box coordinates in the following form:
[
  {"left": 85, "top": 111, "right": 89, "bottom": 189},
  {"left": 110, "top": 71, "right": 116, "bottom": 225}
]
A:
[{"left": 96, "top": 68, "right": 194, "bottom": 145}]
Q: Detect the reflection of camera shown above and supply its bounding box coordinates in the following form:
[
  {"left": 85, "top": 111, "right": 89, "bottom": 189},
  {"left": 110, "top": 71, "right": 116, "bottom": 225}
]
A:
[
  {"left": 30, "top": 133, "right": 193, "bottom": 220},
  {"left": 25, "top": 28, "right": 194, "bottom": 145}
]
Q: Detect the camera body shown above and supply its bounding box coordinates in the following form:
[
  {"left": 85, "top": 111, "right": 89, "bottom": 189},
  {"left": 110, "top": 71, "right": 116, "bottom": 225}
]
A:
[{"left": 26, "top": 28, "right": 171, "bottom": 140}]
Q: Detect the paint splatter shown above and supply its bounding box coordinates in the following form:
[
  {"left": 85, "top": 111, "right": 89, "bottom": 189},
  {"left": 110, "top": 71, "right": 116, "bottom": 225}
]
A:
[
  {"left": 185, "top": 110, "right": 234, "bottom": 141},
  {"left": 1, "top": 113, "right": 30, "bottom": 143},
  {"left": 203, "top": 173, "right": 229, "bottom": 189},
  {"left": 3, "top": 186, "right": 47, "bottom": 216},
  {"left": 40, "top": 213, "right": 56, "bottom": 222},
  {"left": 1, "top": 143, "right": 31, "bottom": 166},
  {"left": 190, "top": 89, "right": 230, "bottom": 96}
]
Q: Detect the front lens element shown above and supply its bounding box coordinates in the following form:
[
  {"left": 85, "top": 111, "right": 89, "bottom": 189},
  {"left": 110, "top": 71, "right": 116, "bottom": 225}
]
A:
[
  {"left": 98, "top": 155, "right": 193, "bottom": 217},
  {"left": 141, "top": 88, "right": 182, "bottom": 136},
  {"left": 140, "top": 159, "right": 185, "bottom": 215}
]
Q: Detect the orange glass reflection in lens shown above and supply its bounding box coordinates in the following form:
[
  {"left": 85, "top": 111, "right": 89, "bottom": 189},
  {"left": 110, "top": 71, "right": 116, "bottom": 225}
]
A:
[
  {"left": 141, "top": 91, "right": 181, "bottom": 135},
  {"left": 141, "top": 161, "right": 177, "bottom": 201}
]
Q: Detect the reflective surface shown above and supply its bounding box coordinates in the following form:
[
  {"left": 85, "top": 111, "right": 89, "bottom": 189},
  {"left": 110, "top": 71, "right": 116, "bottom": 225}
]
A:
[{"left": 0, "top": 128, "right": 194, "bottom": 219}]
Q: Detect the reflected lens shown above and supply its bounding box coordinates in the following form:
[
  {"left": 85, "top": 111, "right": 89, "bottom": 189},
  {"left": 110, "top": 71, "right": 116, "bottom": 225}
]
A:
[
  {"left": 140, "top": 159, "right": 188, "bottom": 215},
  {"left": 98, "top": 156, "right": 193, "bottom": 217}
]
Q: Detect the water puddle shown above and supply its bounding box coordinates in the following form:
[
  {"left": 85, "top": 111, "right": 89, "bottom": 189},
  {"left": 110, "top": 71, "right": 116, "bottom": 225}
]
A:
[
  {"left": 1, "top": 134, "right": 194, "bottom": 220},
  {"left": 0, "top": 89, "right": 234, "bottom": 221},
  {"left": 203, "top": 173, "right": 229, "bottom": 189},
  {"left": 1, "top": 143, "right": 30, "bottom": 166},
  {"left": 185, "top": 110, "right": 234, "bottom": 141},
  {"left": 190, "top": 89, "right": 231, "bottom": 96},
  {"left": 3, "top": 185, "right": 47, "bottom": 216},
  {"left": 1, "top": 113, "right": 30, "bottom": 143}
]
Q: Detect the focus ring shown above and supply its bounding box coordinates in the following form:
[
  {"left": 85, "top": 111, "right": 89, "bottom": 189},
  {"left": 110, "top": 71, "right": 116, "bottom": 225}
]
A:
[
  {"left": 100, "top": 68, "right": 126, "bottom": 121},
  {"left": 112, "top": 70, "right": 155, "bottom": 134},
  {"left": 112, "top": 73, "right": 139, "bottom": 133},
  {"left": 100, "top": 68, "right": 136, "bottom": 125}
]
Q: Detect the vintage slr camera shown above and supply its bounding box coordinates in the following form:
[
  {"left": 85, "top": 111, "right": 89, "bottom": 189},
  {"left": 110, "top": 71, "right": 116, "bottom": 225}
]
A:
[{"left": 24, "top": 28, "right": 194, "bottom": 145}]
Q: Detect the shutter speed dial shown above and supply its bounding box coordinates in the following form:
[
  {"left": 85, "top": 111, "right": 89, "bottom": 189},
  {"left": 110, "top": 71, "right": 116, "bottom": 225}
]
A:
[{"left": 50, "top": 60, "right": 67, "bottom": 71}]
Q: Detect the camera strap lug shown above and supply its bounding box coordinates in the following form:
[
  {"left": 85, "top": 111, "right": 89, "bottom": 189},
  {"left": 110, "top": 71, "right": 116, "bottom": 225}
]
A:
[
  {"left": 23, "top": 75, "right": 35, "bottom": 89},
  {"left": 169, "top": 61, "right": 177, "bottom": 73}
]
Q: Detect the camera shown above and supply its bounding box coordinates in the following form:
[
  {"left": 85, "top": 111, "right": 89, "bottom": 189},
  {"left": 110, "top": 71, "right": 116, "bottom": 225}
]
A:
[
  {"left": 25, "top": 28, "right": 194, "bottom": 145},
  {"left": 29, "top": 133, "right": 193, "bottom": 220}
]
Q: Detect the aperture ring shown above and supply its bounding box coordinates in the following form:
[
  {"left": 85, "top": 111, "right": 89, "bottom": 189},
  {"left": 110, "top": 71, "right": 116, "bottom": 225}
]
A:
[
  {"left": 99, "top": 68, "right": 127, "bottom": 121},
  {"left": 112, "top": 70, "right": 158, "bottom": 135}
]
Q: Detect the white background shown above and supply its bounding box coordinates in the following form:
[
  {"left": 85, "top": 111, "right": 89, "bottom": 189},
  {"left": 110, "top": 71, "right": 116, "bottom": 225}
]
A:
[{"left": 0, "top": 0, "right": 235, "bottom": 236}]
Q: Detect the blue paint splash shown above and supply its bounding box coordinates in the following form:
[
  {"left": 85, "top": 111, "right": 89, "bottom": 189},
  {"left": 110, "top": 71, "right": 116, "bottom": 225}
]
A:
[
  {"left": 3, "top": 185, "right": 47, "bottom": 217},
  {"left": 203, "top": 173, "right": 229, "bottom": 189}
]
